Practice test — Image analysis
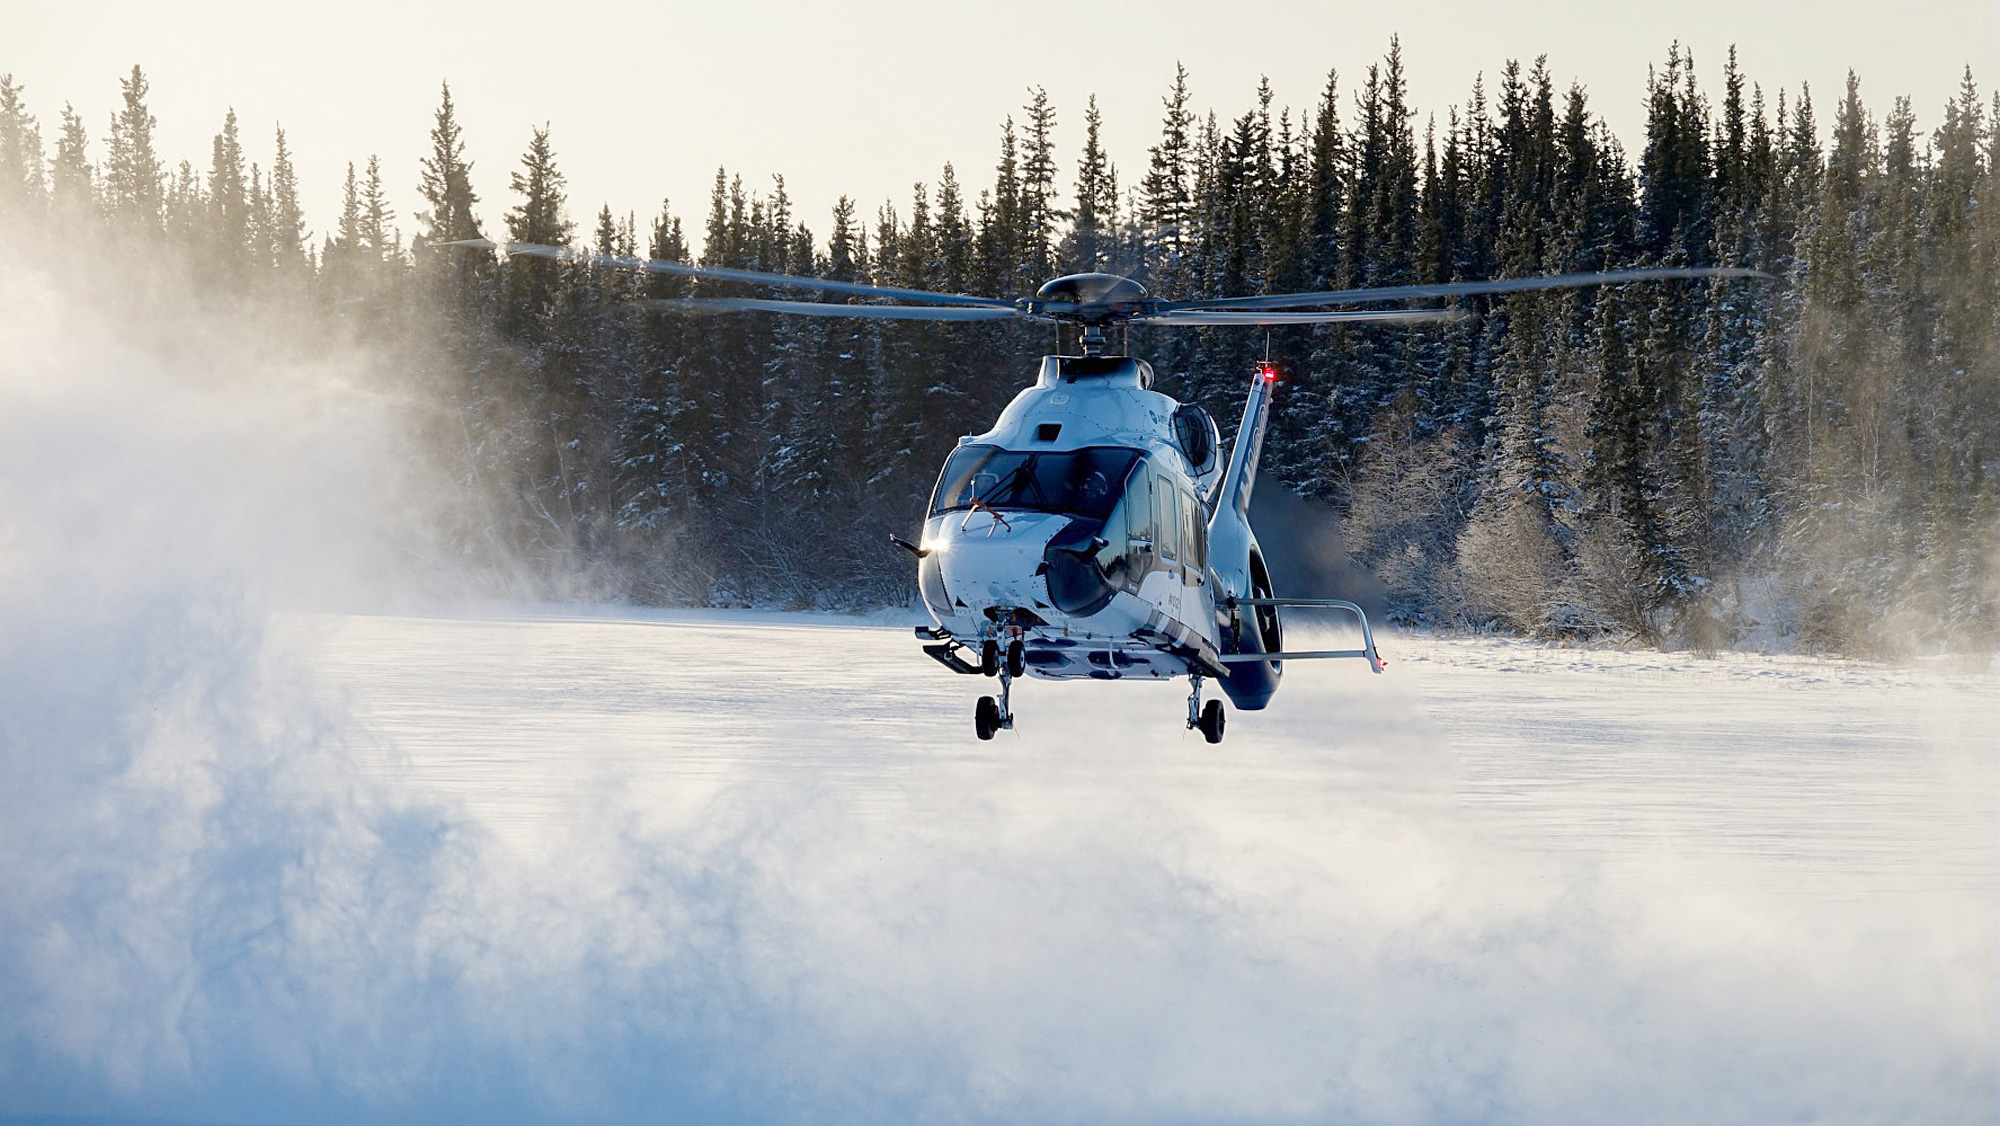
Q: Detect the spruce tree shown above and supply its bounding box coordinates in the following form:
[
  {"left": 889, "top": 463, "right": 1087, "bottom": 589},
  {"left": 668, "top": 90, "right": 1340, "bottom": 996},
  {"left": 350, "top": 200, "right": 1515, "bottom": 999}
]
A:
[
  {"left": 0, "top": 75, "right": 44, "bottom": 216},
  {"left": 164, "top": 159, "right": 204, "bottom": 248},
  {"left": 1304, "top": 69, "right": 1344, "bottom": 286},
  {"left": 417, "top": 82, "right": 482, "bottom": 244},
  {"left": 933, "top": 164, "right": 973, "bottom": 292},
  {"left": 613, "top": 194, "right": 691, "bottom": 556},
  {"left": 592, "top": 203, "right": 617, "bottom": 255},
  {"left": 979, "top": 118, "right": 1023, "bottom": 292},
  {"left": 1062, "top": 94, "right": 1114, "bottom": 272},
  {"left": 1141, "top": 63, "right": 1196, "bottom": 286},
  {"left": 50, "top": 104, "right": 93, "bottom": 222},
  {"left": 268, "top": 125, "right": 309, "bottom": 272},
  {"left": 1216, "top": 79, "right": 1273, "bottom": 297},
  {"left": 1017, "top": 86, "right": 1059, "bottom": 285},
  {"left": 246, "top": 162, "right": 270, "bottom": 266},
  {"left": 335, "top": 161, "right": 362, "bottom": 252},
  {"left": 826, "top": 194, "right": 860, "bottom": 281},
  {"left": 324, "top": 160, "right": 362, "bottom": 291},
  {"left": 504, "top": 123, "right": 571, "bottom": 246},
  {"left": 1637, "top": 44, "right": 1713, "bottom": 258},
  {"left": 103, "top": 65, "right": 163, "bottom": 230},
  {"left": 359, "top": 154, "right": 396, "bottom": 261},
  {"left": 207, "top": 109, "right": 249, "bottom": 269},
  {"left": 898, "top": 180, "right": 934, "bottom": 287}
]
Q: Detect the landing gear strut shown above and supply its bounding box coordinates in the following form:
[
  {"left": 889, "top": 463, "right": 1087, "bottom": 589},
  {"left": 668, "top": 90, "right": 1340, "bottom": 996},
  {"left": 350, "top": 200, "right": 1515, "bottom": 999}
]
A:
[
  {"left": 975, "top": 664, "right": 1016, "bottom": 740},
  {"left": 976, "top": 631, "right": 1026, "bottom": 739},
  {"left": 1187, "top": 673, "right": 1225, "bottom": 744}
]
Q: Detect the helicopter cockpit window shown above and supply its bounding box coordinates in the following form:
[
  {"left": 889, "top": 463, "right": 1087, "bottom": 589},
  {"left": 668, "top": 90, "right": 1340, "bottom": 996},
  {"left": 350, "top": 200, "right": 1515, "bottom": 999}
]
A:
[
  {"left": 930, "top": 446, "right": 1144, "bottom": 520},
  {"left": 1171, "top": 403, "right": 1217, "bottom": 476}
]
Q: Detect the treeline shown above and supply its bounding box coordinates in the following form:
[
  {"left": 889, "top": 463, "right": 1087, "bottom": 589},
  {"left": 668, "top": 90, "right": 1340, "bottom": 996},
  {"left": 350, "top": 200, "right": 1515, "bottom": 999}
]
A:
[{"left": 0, "top": 47, "right": 1993, "bottom": 655}]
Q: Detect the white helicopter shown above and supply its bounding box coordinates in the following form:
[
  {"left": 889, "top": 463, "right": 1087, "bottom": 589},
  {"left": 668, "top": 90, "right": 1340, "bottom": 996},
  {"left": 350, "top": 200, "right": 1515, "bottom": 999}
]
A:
[{"left": 449, "top": 239, "right": 1764, "bottom": 741}]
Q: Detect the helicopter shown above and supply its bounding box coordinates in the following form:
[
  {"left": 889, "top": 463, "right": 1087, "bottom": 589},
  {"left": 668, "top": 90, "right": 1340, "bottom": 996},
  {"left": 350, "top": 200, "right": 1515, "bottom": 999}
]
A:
[{"left": 446, "top": 237, "right": 1765, "bottom": 742}]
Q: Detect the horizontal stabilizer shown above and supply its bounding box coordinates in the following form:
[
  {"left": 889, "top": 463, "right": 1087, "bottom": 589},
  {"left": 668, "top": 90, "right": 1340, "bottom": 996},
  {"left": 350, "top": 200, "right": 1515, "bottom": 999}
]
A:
[
  {"left": 1218, "top": 650, "right": 1371, "bottom": 662},
  {"left": 1224, "top": 596, "right": 1386, "bottom": 673}
]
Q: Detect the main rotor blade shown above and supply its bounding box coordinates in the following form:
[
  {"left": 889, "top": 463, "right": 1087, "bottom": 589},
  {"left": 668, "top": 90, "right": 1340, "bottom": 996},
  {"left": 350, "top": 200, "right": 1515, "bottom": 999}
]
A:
[
  {"left": 438, "top": 239, "right": 1015, "bottom": 308},
  {"left": 648, "top": 297, "right": 1029, "bottom": 321},
  {"left": 1141, "top": 308, "right": 1471, "bottom": 326},
  {"left": 1166, "top": 266, "right": 1776, "bottom": 312}
]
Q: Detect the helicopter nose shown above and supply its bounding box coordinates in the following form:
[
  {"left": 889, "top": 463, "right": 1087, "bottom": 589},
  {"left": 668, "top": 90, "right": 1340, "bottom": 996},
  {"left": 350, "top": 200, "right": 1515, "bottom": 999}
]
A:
[{"left": 929, "top": 512, "right": 1063, "bottom": 613}]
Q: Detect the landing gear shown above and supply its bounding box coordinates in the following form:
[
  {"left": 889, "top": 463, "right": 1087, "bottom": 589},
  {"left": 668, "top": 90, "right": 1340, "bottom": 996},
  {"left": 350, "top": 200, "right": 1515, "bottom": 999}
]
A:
[
  {"left": 975, "top": 663, "right": 1017, "bottom": 740},
  {"left": 1187, "top": 673, "right": 1226, "bottom": 744}
]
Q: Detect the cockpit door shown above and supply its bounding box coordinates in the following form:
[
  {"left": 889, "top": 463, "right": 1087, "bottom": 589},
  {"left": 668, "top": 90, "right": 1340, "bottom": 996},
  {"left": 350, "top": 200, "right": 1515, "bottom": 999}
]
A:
[{"left": 1103, "top": 462, "right": 1152, "bottom": 592}]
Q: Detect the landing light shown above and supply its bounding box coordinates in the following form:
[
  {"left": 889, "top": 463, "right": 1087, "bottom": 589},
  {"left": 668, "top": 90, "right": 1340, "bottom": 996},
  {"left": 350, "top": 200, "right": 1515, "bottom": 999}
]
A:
[{"left": 920, "top": 536, "right": 949, "bottom": 554}]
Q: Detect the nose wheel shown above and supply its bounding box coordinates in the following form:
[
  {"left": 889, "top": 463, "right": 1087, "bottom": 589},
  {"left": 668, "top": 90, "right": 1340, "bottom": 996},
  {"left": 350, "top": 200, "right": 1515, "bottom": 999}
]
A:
[
  {"left": 1187, "top": 673, "right": 1226, "bottom": 744},
  {"left": 975, "top": 664, "right": 1017, "bottom": 740}
]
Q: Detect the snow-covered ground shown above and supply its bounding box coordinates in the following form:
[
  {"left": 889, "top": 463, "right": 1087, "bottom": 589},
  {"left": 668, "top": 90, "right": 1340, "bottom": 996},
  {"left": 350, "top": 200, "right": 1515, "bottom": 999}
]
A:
[
  {"left": 36, "top": 605, "right": 1981, "bottom": 1124},
  {"left": 3, "top": 601, "right": 1994, "bottom": 1124},
  {"left": 322, "top": 606, "right": 1997, "bottom": 913}
]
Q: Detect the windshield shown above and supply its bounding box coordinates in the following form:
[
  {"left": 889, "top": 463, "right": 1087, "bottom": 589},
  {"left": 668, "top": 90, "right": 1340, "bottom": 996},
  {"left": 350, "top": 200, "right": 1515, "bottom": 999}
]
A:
[{"left": 930, "top": 445, "right": 1144, "bottom": 520}]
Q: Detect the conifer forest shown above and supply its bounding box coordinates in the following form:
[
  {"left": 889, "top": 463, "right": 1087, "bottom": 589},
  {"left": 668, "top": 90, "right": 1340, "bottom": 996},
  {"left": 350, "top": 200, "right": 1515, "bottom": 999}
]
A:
[{"left": 2, "top": 44, "right": 1993, "bottom": 656}]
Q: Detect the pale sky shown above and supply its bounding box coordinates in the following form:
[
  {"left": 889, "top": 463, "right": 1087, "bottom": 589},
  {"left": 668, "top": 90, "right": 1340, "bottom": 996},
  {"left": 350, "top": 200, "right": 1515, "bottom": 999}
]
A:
[{"left": 12, "top": 1, "right": 1997, "bottom": 267}]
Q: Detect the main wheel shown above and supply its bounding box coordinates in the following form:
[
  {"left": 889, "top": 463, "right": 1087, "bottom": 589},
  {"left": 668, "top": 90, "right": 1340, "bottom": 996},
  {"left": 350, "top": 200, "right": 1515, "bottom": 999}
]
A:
[
  {"left": 975, "top": 696, "right": 1001, "bottom": 740},
  {"left": 1198, "top": 699, "right": 1226, "bottom": 744},
  {"left": 1005, "top": 638, "right": 1026, "bottom": 678},
  {"left": 980, "top": 641, "right": 999, "bottom": 677}
]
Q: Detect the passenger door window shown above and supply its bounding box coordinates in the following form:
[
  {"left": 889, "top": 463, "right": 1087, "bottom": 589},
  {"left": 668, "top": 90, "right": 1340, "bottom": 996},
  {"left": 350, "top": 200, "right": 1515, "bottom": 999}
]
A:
[
  {"left": 1182, "top": 488, "right": 1204, "bottom": 579},
  {"left": 1155, "top": 475, "right": 1179, "bottom": 567}
]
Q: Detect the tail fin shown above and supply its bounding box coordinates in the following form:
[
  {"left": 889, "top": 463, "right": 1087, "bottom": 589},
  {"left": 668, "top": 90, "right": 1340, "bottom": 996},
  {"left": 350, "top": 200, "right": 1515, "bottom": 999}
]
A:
[
  {"left": 1214, "top": 366, "right": 1276, "bottom": 520},
  {"left": 1206, "top": 366, "right": 1280, "bottom": 707}
]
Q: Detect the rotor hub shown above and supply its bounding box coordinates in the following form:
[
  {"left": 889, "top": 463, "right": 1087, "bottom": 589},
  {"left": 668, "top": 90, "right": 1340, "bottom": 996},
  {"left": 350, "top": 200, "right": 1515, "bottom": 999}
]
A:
[{"left": 1028, "top": 273, "right": 1152, "bottom": 327}]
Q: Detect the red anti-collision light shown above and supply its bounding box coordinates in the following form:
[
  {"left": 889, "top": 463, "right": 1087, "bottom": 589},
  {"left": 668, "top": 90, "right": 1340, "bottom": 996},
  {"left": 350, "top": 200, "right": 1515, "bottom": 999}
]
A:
[{"left": 1260, "top": 365, "right": 1277, "bottom": 382}]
